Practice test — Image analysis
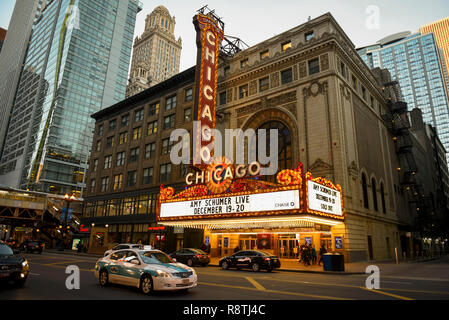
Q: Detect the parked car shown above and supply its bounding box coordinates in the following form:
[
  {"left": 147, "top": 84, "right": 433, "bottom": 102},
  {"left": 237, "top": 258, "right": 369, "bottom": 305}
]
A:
[
  {"left": 0, "top": 243, "right": 29, "bottom": 287},
  {"left": 219, "top": 250, "right": 281, "bottom": 272},
  {"left": 104, "top": 243, "right": 144, "bottom": 257},
  {"left": 20, "top": 240, "right": 44, "bottom": 254},
  {"left": 95, "top": 249, "right": 197, "bottom": 294},
  {"left": 169, "top": 248, "right": 210, "bottom": 267},
  {"left": 4, "top": 239, "right": 19, "bottom": 250}
]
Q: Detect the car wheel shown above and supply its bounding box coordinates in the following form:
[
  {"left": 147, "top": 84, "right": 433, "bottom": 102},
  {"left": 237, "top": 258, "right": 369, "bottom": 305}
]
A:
[
  {"left": 221, "top": 261, "right": 229, "bottom": 270},
  {"left": 187, "top": 259, "right": 193, "bottom": 267},
  {"left": 252, "top": 263, "right": 260, "bottom": 272},
  {"left": 99, "top": 270, "right": 109, "bottom": 287},
  {"left": 140, "top": 275, "right": 153, "bottom": 295}
]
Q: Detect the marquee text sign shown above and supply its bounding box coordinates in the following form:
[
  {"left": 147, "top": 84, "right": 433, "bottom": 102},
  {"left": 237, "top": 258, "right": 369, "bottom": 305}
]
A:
[
  {"left": 307, "top": 181, "right": 342, "bottom": 216},
  {"left": 192, "top": 13, "right": 224, "bottom": 166},
  {"left": 160, "top": 189, "right": 300, "bottom": 218}
]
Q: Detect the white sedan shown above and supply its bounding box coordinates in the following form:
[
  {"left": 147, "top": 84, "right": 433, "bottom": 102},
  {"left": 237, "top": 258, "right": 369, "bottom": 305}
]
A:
[{"left": 95, "top": 249, "right": 197, "bottom": 294}]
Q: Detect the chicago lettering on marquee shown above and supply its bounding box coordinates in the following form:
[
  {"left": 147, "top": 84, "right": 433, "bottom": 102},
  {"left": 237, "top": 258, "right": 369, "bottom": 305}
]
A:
[{"left": 192, "top": 13, "right": 224, "bottom": 166}]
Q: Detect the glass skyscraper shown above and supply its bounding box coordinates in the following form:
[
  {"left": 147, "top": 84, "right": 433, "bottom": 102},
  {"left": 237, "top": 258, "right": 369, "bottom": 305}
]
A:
[
  {"left": 0, "top": 0, "right": 142, "bottom": 197},
  {"left": 358, "top": 32, "right": 449, "bottom": 165}
]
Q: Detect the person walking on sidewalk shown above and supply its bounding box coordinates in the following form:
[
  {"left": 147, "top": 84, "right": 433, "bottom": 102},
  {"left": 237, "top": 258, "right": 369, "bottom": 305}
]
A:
[
  {"left": 311, "top": 245, "right": 317, "bottom": 265},
  {"left": 318, "top": 244, "right": 327, "bottom": 266}
]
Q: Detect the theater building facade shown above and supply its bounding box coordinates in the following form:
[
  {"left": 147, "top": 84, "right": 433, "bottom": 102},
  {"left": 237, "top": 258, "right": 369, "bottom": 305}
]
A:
[{"left": 82, "top": 13, "right": 410, "bottom": 261}]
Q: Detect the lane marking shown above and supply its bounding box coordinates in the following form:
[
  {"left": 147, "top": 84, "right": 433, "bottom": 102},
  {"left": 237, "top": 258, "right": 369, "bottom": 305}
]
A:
[
  {"left": 362, "top": 288, "right": 414, "bottom": 300},
  {"left": 29, "top": 272, "right": 40, "bottom": 276},
  {"left": 245, "top": 277, "right": 266, "bottom": 291},
  {"left": 199, "top": 282, "right": 351, "bottom": 300}
]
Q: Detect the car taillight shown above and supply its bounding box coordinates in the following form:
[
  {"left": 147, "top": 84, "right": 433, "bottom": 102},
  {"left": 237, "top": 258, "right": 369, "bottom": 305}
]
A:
[
  {"left": 264, "top": 258, "right": 271, "bottom": 261},
  {"left": 195, "top": 254, "right": 202, "bottom": 258}
]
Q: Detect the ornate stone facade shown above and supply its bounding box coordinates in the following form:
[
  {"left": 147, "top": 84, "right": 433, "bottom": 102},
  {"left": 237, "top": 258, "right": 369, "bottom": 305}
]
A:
[{"left": 126, "top": 5, "right": 182, "bottom": 97}]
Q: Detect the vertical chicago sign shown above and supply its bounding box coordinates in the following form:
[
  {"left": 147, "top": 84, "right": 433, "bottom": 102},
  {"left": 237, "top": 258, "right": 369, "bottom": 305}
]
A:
[{"left": 192, "top": 13, "right": 224, "bottom": 167}]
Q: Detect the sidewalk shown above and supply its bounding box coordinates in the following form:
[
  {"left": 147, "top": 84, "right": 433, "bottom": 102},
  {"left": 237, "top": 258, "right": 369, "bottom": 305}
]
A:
[{"left": 42, "top": 249, "right": 446, "bottom": 275}]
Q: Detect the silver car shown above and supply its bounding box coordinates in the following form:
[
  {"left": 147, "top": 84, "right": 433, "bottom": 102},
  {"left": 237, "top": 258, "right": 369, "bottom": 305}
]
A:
[{"left": 95, "top": 249, "right": 197, "bottom": 294}]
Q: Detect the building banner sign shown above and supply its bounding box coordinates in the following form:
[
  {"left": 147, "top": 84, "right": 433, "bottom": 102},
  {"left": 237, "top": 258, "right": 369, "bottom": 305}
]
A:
[
  {"left": 192, "top": 13, "right": 224, "bottom": 166},
  {"left": 160, "top": 189, "right": 300, "bottom": 218}
]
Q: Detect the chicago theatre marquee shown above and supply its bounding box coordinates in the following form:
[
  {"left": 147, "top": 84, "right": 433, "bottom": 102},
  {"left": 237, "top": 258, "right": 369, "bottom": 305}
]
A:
[{"left": 85, "top": 11, "right": 406, "bottom": 262}]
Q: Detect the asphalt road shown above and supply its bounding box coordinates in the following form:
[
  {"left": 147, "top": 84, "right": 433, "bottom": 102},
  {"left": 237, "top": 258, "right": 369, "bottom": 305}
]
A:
[{"left": 1, "top": 252, "right": 449, "bottom": 301}]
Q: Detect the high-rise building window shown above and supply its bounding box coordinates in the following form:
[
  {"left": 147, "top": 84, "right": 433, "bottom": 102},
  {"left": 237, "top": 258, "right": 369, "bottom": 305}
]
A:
[
  {"left": 142, "top": 167, "right": 153, "bottom": 185},
  {"left": 145, "top": 142, "right": 156, "bottom": 159},
  {"left": 127, "top": 171, "right": 137, "bottom": 187},
  {"left": 135, "top": 109, "right": 144, "bottom": 122},
  {"left": 90, "top": 179, "right": 95, "bottom": 193},
  {"left": 116, "top": 151, "right": 125, "bottom": 166},
  {"left": 133, "top": 127, "right": 142, "bottom": 140},
  {"left": 185, "top": 88, "right": 193, "bottom": 102},
  {"left": 114, "top": 174, "right": 123, "bottom": 190},
  {"left": 119, "top": 132, "right": 128, "bottom": 144},
  {"left": 93, "top": 159, "right": 98, "bottom": 172},
  {"left": 184, "top": 108, "right": 191, "bottom": 123},
  {"left": 260, "top": 50, "right": 269, "bottom": 60},
  {"left": 362, "top": 173, "right": 369, "bottom": 209},
  {"left": 239, "top": 84, "right": 249, "bottom": 99},
  {"left": 98, "top": 125, "right": 104, "bottom": 136},
  {"left": 101, "top": 177, "right": 109, "bottom": 192},
  {"left": 109, "top": 119, "right": 116, "bottom": 131},
  {"left": 106, "top": 136, "right": 114, "bottom": 148},
  {"left": 380, "top": 183, "right": 386, "bottom": 214},
  {"left": 308, "top": 58, "right": 320, "bottom": 75},
  {"left": 96, "top": 141, "right": 101, "bottom": 152},
  {"left": 161, "top": 138, "right": 173, "bottom": 155},
  {"left": 259, "top": 77, "right": 270, "bottom": 92},
  {"left": 164, "top": 114, "right": 176, "bottom": 129},
  {"left": 372, "top": 178, "right": 378, "bottom": 212},
  {"left": 166, "top": 95, "right": 177, "bottom": 110},
  {"left": 129, "top": 147, "right": 140, "bottom": 162},
  {"left": 160, "top": 163, "right": 171, "bottom": 182},
  {"left": 147, "top": 121, "right": 158, "bottom": 135},
  {"left": 121, "top": 114, "right": 129, "bottom": 127},
  {"left": 281, "top": 69, "right": 293, "bottom": 85},
  {"left": 149, "top": 102, "right": 160, "bottom": 116},
  {"left": 104, "top": 155, "right": 112, "bottom": 169},
  {"left": 282, "top": 41, "right": 292, "bottom": 52},
  {"left": 219, "top": 91, "right": 227, "bottom": 105},
  {"left": 305, "top": 31, "right": 314, "bottom": 42}
]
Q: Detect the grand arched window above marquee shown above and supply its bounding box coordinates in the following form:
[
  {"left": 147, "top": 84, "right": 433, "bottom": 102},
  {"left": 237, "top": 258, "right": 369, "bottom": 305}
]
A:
[{"left": 256, "top": 121, "right": 292, "bottom": 179}]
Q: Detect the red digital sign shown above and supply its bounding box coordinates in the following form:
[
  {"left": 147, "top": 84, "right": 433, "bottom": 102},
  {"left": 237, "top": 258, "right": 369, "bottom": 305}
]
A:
[{"left": 192, "top": 13, "right": 224, "bottom": 167}]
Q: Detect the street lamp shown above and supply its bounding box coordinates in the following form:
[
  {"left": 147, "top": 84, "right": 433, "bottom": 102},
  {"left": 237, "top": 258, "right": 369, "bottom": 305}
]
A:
[{"left": 61, "top": 194, "right": 76, "bottom": 251}]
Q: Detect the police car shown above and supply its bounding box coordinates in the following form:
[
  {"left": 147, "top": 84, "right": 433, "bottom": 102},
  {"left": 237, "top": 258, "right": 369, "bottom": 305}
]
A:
[{"left": 95, "top": 248, "right": 197, "bottom": 294}]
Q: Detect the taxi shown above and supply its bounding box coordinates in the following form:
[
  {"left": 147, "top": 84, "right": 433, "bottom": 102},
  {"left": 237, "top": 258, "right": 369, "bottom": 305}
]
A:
[{"left": 94, "top": 248, "right": 197, "bottom": 294}]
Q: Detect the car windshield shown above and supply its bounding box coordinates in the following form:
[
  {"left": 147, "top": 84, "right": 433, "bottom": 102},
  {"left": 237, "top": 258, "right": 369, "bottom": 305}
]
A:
[
  {"left": 256, "top": 250, "right": 272, "bottom": 256},
  {"left": 139, "top": 251, "right": 173, "bottom": 264},
  {"left": 190, "top": 249, "right": 206, "bottom": 254},
  {"left": 0, "top": 245, "right": 13, "bottom": 255}
]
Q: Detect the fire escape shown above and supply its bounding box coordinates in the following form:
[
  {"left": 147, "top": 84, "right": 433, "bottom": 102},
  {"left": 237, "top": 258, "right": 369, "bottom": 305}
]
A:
[{"left": 381, "top": 81, "right": 433, "bottom": 234}]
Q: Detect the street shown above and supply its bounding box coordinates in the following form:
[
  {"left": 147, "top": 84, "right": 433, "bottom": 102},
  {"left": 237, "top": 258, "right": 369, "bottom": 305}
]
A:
[{"left": 1, "top": 252, "right": 449, "bottom": 300}]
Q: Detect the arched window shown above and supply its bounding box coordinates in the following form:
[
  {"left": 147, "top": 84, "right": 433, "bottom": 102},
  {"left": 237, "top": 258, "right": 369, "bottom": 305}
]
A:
[
  {"left": 372, "top": 178, "right": 378, "bottom": 211},
  {"left": 256, "top": 121, "right": 292, "bottom": 181},
  {"left": 362, "top": 173, "right": 369, "bottom": 209},
  {"left": 380, "top": 182, "right": 386, "bottom": 214}
]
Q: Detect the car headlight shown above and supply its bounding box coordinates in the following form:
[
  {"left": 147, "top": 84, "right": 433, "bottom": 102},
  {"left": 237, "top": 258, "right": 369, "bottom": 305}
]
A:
[
  {"left": 22, "top": 260, "right": 28, "bottom": 267},
  {"left": 156, "top": 270, "right": 172, "bottom": 278}
]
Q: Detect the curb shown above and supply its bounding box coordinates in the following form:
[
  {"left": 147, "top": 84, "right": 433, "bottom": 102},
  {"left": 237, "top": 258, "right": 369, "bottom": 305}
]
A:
[{"left": 208, "top": 264, "right": 365, "bottom": 275}]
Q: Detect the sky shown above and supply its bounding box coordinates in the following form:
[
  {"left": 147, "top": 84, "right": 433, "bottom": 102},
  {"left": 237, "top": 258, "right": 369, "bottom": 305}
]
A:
[{"left": 1, "top": 0, "right": 449, "bottom": 72}]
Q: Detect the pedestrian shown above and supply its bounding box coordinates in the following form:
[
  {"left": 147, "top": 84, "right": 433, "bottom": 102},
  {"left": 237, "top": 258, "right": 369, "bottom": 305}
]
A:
[
  {"left": 318, "top": 244, "right": 327, "bottom": 266},
  {"left": 311, "top": 245, "right": 317, "bottom": 264}
]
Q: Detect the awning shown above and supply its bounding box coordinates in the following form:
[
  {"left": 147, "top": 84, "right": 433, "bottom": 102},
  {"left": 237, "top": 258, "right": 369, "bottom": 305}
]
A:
[{"left": 159, "top": 215, "right": 344, "bottom": 230}]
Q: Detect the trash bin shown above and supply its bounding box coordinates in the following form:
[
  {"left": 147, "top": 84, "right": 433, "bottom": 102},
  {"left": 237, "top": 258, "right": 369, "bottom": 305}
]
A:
[{"left": 322, "top": 253, "right": 345, "bottom": 271}]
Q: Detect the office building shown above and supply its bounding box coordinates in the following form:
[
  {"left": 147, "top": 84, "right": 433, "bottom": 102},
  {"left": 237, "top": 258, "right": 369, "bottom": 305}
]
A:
[
  {"left": 0, "top": 28, "right": 6, "bottom": 53},
  {"left": 357, "top": 32, "right": 449, "bottom": 166},
  {"left": 0, "top": 0, "right": 45, "bottom": 167},
  {"left": 420, "top": 17, "right": 449, "bottom": 94},
  {"left": 126, "top": 5, "right": 182, "bottom": 97},
  {"left": 0, "top": 0, "right": 142, "bottom": 197}
]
